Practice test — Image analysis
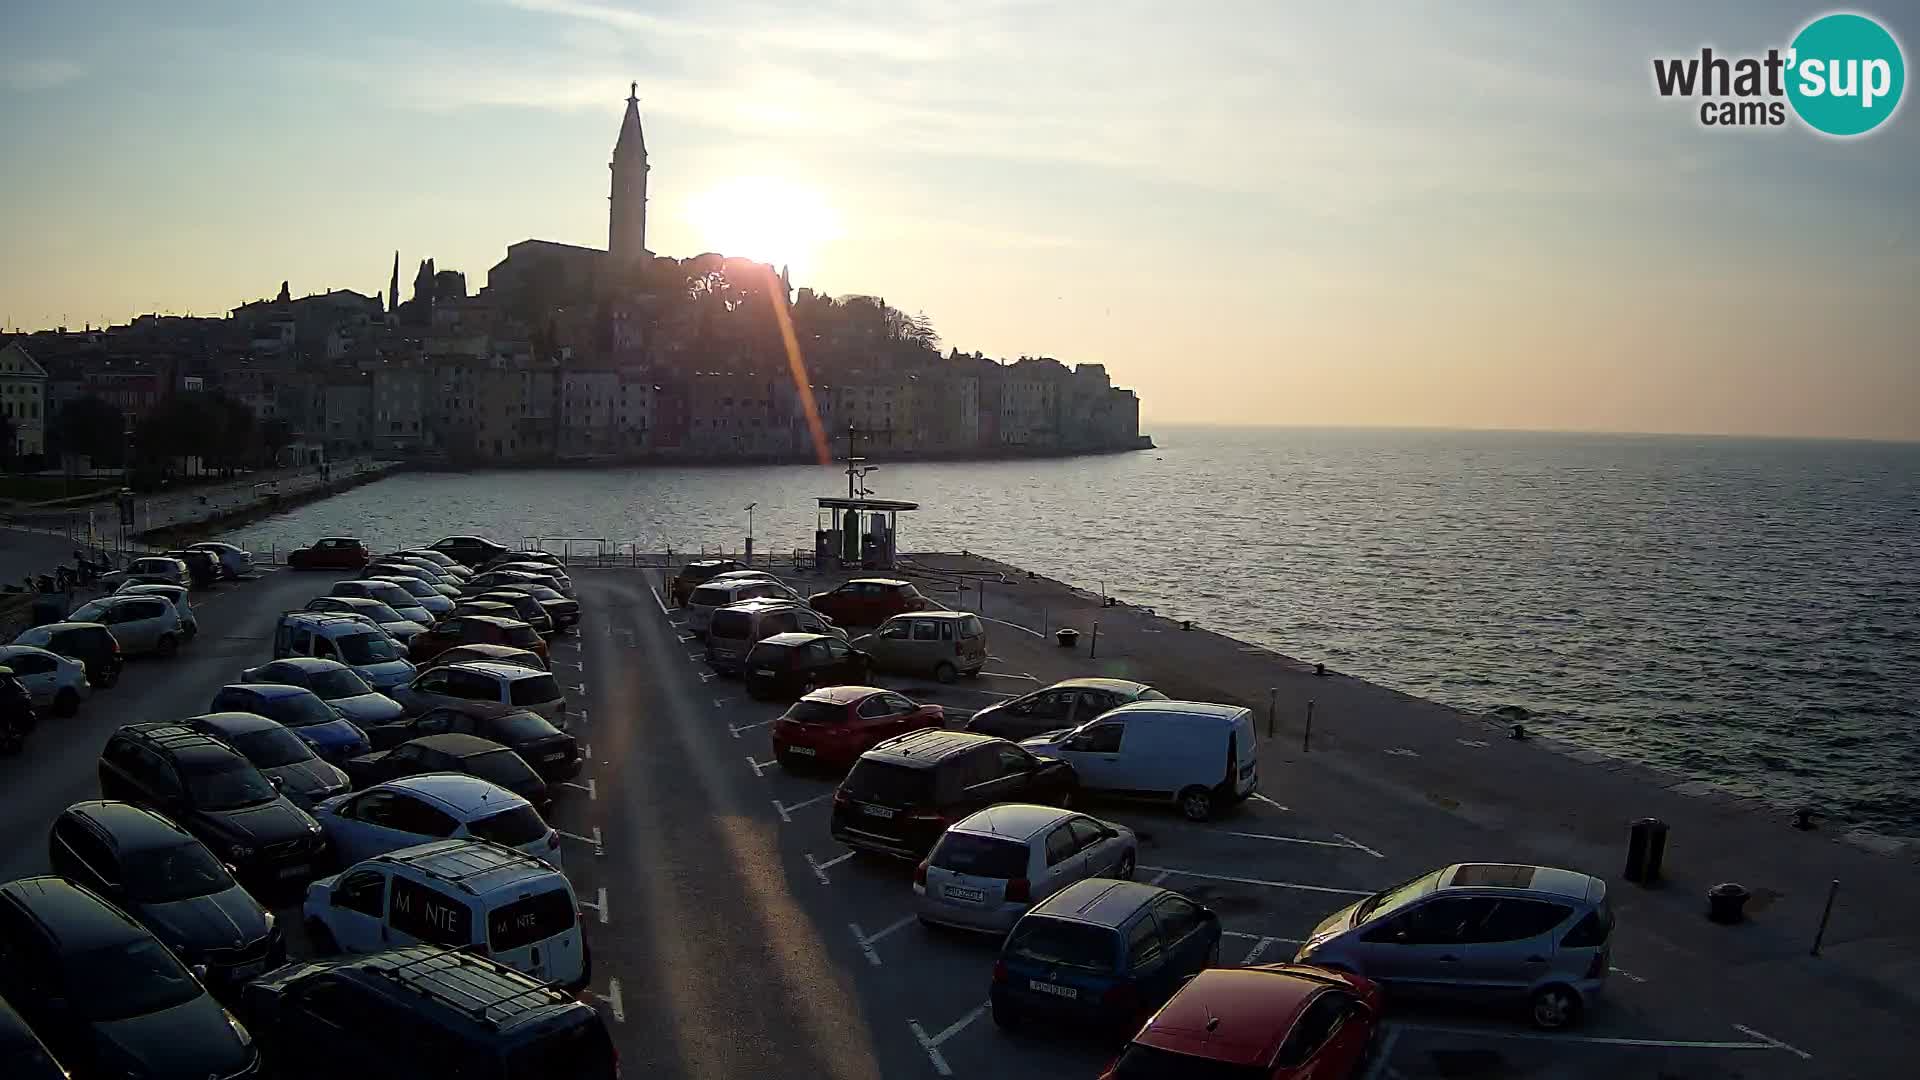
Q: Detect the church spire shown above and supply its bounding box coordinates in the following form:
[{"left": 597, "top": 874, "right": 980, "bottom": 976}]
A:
[
  {"left": 609, "top": 81, "right": 650, "bottom": 264},
  {"left": 388, "top": 251, "right": 400, "bottom": 317}
]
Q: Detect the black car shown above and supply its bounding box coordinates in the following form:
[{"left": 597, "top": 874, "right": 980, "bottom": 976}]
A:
[
  {"left": 342, "top": 733, "right": 550, "bottom": 813},
  {"left": 743, "top": 632, "right": 871, "bottom": 700},
  {"left": 830, "top": 730, "right": 1080, "bottom": 858},
  {"left": 239, "top": 945, "right": 615, "bottom": 1079},
  {"left": 474, "top": 590, "right": 555, "bottom": 635},
  {"left": 98, "top": 724, "right": 328, "bottom": 888},
  {"left": 179, "top": 712, "right": 352, "bottom": 810},
  {"left": 162, "top": 548, "right": 222, "bottom": 588},
  {"left": 48, "top": 800, "right": 284, "bottom": 989},
  {"left": 0, "top": 877, "right": 260, "bottom": 1079},
  {"left": 14, "top": 621, "right": 121, "bottom": 688},
  {"left": 428, "top": 535, "right": 510, "bottom": 569},
  {"left": 488, "top": 581, "right": 580, "bottom": 628},
  {"left": 362, "top": 701, "right": 580, "bottom": 779},
  {"left": 0, "top": 991, "right": 68, "bottom": 1080},
  {"left": 671, "top": 558, "right": 746, "bottom": 605}
]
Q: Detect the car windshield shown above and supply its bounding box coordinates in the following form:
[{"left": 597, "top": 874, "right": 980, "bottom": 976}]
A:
[
  {"left": 745, "top": 642, "right": 794, "bottom": 668},
  {"left": 493, "top": 711, "right": 559, "bottom": 741},
  {"left": 505, "top": 1019, "right": 617, "bottom": 1080},
  {"left": 260, "top": 691, "right": 338, "bottom": 727},
  {"left": 71, "top": 601, "right": 108, "bottom": 622},
  {"left": 931, "top": 833, "right": 1030, "bottom": 879},
  {"left": 505, "top": 625, "right": 542, "bottom": 648},
  {"left": 123, "top": 841, "right": 234, "bottom": 903},
  {"left": 689, "top": 585, "right": 730, "bottom": 607},
  {"left": 467, "top": 749, "right": 535, "bottom": 787},
  {"left": 710, "top": 610, "right": 753, "bottom": 639},
  {"left": 63, "top": 938, "right": 202, "bottom": 1021},
  {"left": 525, "top": 585, "right": 564, "bottom": 602},
  {"left": 307, "top": 669, "right": 373, "bottom": 698},
  {"left": 840, "top": 759, "right": 933, "bottom": 805},
  {"left": 1006, "top": 917, "right": 1115, "bottom": 972},
  {"left": 229, "top": 726, "right": 315, "bottom": 768},
  {"left": 390, "top": 578, "right": 434, "bottom": 597},
  {"left": 467, "top": 805, "right": 547, "bottom": 846},
  {"left": 337, "top": 632, "right": 403, "bottom": 664},
  {"left": 1109, "top": 1044, "right": 1265, "bottom": 1080},
  {"left": 507, "top": 675, "right": 560, "bottom": 706},
  {"left": 183, "top": 758, "right": 278, "bottom": 810},
  {"left": 785, "top": 700, "right": 846, "bottom": 725},
  {"left": 1357, "top": 869, "right": 1444, "bottom": 923},
  {"left": 364, "top": 584, "right": 413, "bottom": 608}
]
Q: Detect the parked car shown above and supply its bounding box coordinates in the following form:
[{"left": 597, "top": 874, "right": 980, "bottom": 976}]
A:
[
  {"left": 428, "top": 535, "right": 511, "bottom": 568},
  {"left": 462, "top": 568, "right": 568, "bottom": 598},
  {"left": 105, "top": 555, "right": 188, "bottom": 588},
  {"left": 1294, "top": 862, "right": 1613, "bottom": 1030},
  {"left": 743, "top": 632, "right": 870, "bottom": 700},
  {"left": 861, "top": 611, "right": 988, "bottom": 683},
  {"left": 237, "top": 946, "right": 616, "bottom": 1080},
  {"left": 448, "top": 600, "right": 522, "bottom": 623},
  {"left": 830, "top": 730, "right": 1080, "bottom": 859},
  {"left": 388, "top": 661, "right": 567, "bottom": 725},
  {"left": 684, "top": 577, "right": 803, "bottom": 638},
  {"left": 808, "top": 577, "right": 928, "bottom": 626},
  {"left": 992, "top": 879, "right": 1222, "bottom": 1032},
  {"left": 362, "top": 700, "right": 579, "bottom": 779},
  {"left": 1100, "top": 964, "right": 1384, "bottom": 1080},
  {"left": 344, "top": 733, "right": 550, "bottom": 815},
  {"left": 473, "top": 590, "right": 555, "bottom": 635},
  {"left": 670, "top": 558, "right": 746, "bottom": 605},
  {"left": 771, "top": 686, "right": 943, "bottom": 770},
  {"left": 396, "top": 548, "right": 473, "bottom": 579},
  {"left": 11, "top": 621, "right": 120, "bottom": 688},
  {"left": 303, "top": 595, "right": 429, "bottom": 644},
  {"left": 969, "top": 678, "right": 1169, "bottom": 742},
  {"left": 706, "top": 598, "right": 844, "bottom": 673},
  {"left": 208, "top": 683, "right": 372, "bottom": 764},
  {"left": 1021, "top": 701, "right": 1259, "bottom": 822},
  {"left": 409, "top": 616, "right": 549, "bottom": 666},
  {"left": 488, "top": 561, "right": 573, "bottom": 596},
  {"left": 48, "top": 800, "right": 284, "bottom": 988},
  {"left": 0, "top": 992, "right": 67, "bottom": 1080},
  {"left": 431, "top": 642, "right": 548, "bottom": 672},
  {"left": 0, "top": 645, "right": 89, "bottom": 717},
  {"left": 164, "top": 548, "right": 223, "bottom": 588},
  {"left": 67, "top": 593, "right": 186, "bottom": 657},
  {"left": 915, "top": 805, "right": 1136, "bottom": 933},
  {"left": 179, "top": 712, "right": 352, "bottom": 809},
  {"left": 369, "top": 574, "right": 457, "bottom": 617},
  {"left": 239, "top": 657, "right": 404, "bottom": 728},
  {"left": 0, "top": 876, "right": 260, "bottom": 1080},
  {"left": 327, "top": 580, "right": 434, "bottom": 627},
  {"left": 312, "top": 774, "right": 561, "bottom": 867},
  {"left": 271, "top": 611, "right": 415, "bottom": 691},
  {"left": 188, "top": 540, "right": 254, "bottom": 579},
  {"left": 287, "top": 536, "right": 370, "bottom": 570},
  {"left": 484, "top": 549, "right": 565, "bottom": 572},
  {"left": 113, "top": 582, "right": 199, "bottom": 639},
  {"left": 367, "top": 560, "right": 461, "bottom": 591},
  {"left": 484, "top": 581, "right": 579, "bottom": 629},
  {"left": 303, "top": 840, "right": 587, "bottom": 988},
  {"left": 97, "top": 723, "right": 328, "bottom": 886},
  {"left": 0, "top": 668, "right": 34, "bottom": 750}
]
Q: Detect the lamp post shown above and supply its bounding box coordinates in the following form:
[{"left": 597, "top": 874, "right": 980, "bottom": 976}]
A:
[{"left": 744, "top": 502, "right": 757, "bottom": 563}]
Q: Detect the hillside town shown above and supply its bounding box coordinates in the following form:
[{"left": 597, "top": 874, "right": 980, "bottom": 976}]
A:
[{"left": 0, "top": 86, "right": 1145, "bottom": 478}]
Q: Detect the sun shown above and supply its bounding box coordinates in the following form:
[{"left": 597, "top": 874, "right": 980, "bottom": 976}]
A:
[{"left": 684, "top": 176, "right": 842, "bottom": 277}]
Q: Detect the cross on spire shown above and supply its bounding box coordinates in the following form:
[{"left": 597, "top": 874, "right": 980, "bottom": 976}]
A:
[{"left": 629, "top": 81, "right": 638, "bottom": 102}]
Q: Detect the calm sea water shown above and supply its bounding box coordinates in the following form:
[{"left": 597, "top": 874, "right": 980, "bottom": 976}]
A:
[{"left": 225, "top": 426, "right": 1920, "bottom": 835}]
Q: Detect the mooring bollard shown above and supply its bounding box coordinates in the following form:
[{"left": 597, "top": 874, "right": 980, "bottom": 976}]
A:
[
  {"left": 1089, "top": 621, "right": 1100, "bottom": 659},
  {"left": 1811, "top": 879, "right": 1840, "bottom": 956},
  {"left": 1303, "top": 699, "right": 1315, "bottom": 752},
  {"left": 1707, "top": 882, "right": 1750, "bottom": 924},
  {"left": 1267, "top": 687, "right": 1277, "bottom": 738}
]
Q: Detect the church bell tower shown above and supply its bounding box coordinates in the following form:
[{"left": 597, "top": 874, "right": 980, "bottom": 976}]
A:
[{"left": 609, "top": 82, "right": 649, "bottom": 265}]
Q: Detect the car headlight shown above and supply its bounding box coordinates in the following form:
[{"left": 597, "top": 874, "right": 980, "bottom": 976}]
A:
[
  {"left": 229, "top": 843, "right": 255, "bottom": 860},
  {"left": 225, "top": 1009, "right": 252, "bottom": 1048},
  {"left": 262, "top": 911, "right": 277, "bottom": 935}
]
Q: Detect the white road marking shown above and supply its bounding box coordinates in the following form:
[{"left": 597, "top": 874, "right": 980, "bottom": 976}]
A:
[
  {"left": 1361, "top": 1024, "right": 1401, "bottom": 1080},
  {"left": 1242, "top": 936, "right": 1280, "bottom": 963},
  {"left": 729, "top": 717, "right": 774, "bottom": 739},
  {"left": 582, "top": 743, "right": 592, "bottom": 759},
  {"left": 1610, "top": 966, "right": 1647, "bottom": 983},
  {"left": 1732, "top": 1025, "right": 1813, "bottom": 1060},
  {"left": 1226, "top": 830, "right": 1364, "bottom": 851},
  {"left": 556, "top": 827, "right": 605, "bottom": 857},
  {"left": 557, "top": 660, "right": 582, "bottom": 671},
  {"left": 576, "top": 888, "right": 609, "bottom": 924},
  {"left": 649, "top": 586, "right": 669, "bottom": 614},
  {"left": 745, "top": 755, "right": 772, "bottom": 778},
  {"left": 697, "top": 670, "right": 716, "bottom": 682},
  {"left": 1147, "top": 870, "right": 1172, "bottom": 886},
  {"left": 1386, "top": 747, "right": 1420, "bottom": 757},
  {"left": 975, "top": 671, "right": 1040, "bottom": 682},
  {"left": 1250, "top": 793, "right": 1291, "bottom": 812},
  {"left": 1334, "top": 832, "right": 1386, "bottom": 859},
  {"left": 1392, "top": 1023, "right": 1802, "bottom": 1053},
  {"left": 908, "top": 1002, "right": 990, "bottom": 1076},
  {"left": 850, "top": 914, "right": 916, "bottom": 966},
  {"left": 687, "top": 652, "right": 704, "bottom": 662},
  {"left": 979, "top": 617, "right": 1044, "bottom": 638},
  {"left": 572, "top": 683, "right": 588, "bottom": 695},
  {"left": 562, "top": 778, "right": 597, "bottom": 800},
  {"left": 1457, "top": 738, "right": 1488, "bottom": 748},
  {"left": 712, "top": 697, "right": 729, "bottom": 708},
  {"left": 554, "top": 638, "right": 580, "bottom": 650},
  {"left": 679, "top": 633, "right": 698, "bottom": 643},
  {"left": 773, "top": 792, "right": 831, "bottom": 823},
  {"left": 606, "top": 978, "right": 625, "bottom": 1022},
  {"left": 804, "top": 850, "right": 855, "bottom": 884},
  {"left": 574, "top": 709, "right": 588, "bottom": 723},
  {"left": 1141, "top": 865, "right": 1374, "bottom": 897}
]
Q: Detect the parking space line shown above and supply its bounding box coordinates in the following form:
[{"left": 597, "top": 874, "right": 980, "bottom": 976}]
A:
[
  {"left": 649, "top": 586, "right": 669, "bottom": 614},
  {"left": 729, "top": 717, "right": 773, "bottom": 739},
  {"left": 562, "top": 778, "right": 597, "bottom": 800},
  {"left": 1361, "top": 1025, "right": 1400, "bottom": 1080},
  {"left": 773, "top": 792, "right": 830, "bottom": 822},
  {"left": 576, "top": 887, "right": 609, "bottom": 924},
  {"left": 1242, "top": 936, "right": 1281, "bottom": 963},
  {"left": 908, "top": 1002, "right": 989, "bottom": 1077},
  {"left": 1610, "top": 966, "right": 1646, "bottom": 983},
  {"left": 980, "top": 617, "right": 1044, "bottom": 638},
  {"left": 556, "top": 826, "right": 604, "bottom": 855},
  {"left": 745, "top": 755, "right": 778, "bottom": 778},
  {"left": 1732, "top": 1025, "right": 1813, "bottom": 1060},
  {"left": 1142, "top": 865, "right": 1374, "bottom": 897},
  {"left": 1146, "top": 870, "right": 1172, "bottom": 886},
  {"left": 1333, "top": 832, "right": 1386, "bottom": 859},
  {"left": 1225, "top": 830, "right": 1364, "bottom": 852},
  {"left": 1250, "top": 793, "right": 1291, "bottom": 812},
  {"left": 697, "top": 670, "right": 716, "bottom": 682},
  {"left": 574, "top": 709, "right": 588, "bottom": 723},
  {"left": 975, "top": 671, "right": 1040, "bottom": 683},
  {"left": 582, "top": 743, "right": 592, "bottom": 759},
  {"left": 1390, "top": 1023, "right": 1801, "bottom": 1054},
  {"left": 805, "top": 850, "right": 855, "bottom": 884},
  {"left": 606, "top": 978, "right": 625, "bottom": 1022},
  {"left": 571, "top": 683, "right": 588, "bottom": 696},
  {"left": 850, "top": 914, "right": 916, "bottom": 966}
]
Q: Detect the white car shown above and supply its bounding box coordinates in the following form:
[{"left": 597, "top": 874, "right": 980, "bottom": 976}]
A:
[
  {"left": 114, "top": 583, "right": 199, "bottom": 640},
  {"left": 329, "top": 580, "right": 434, "bottom": 627},
  {"left": 0, "top": 644, "right": 90, "bottom": 716},
  {"left": 67, "top": 593, "right": 187, "bottom": 656},
  {"left": 311, "top": 773, "right": 563, "bottom": 869},
  {"left": 369, "top": 575, "right": 456, "bottom": 617},
  {"left": 103, "top": 555, "right": 188, "bottom": 589},
  {"left": 913, "top": 804, "right": 1137, "bottom": 933},
  {"left": 189, "top": 541, "right": 253, "bottom": 579}
]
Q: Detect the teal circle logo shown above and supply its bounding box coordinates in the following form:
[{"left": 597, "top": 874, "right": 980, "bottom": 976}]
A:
[{"left": 1787, "top": 13, "right": 1905, "bottom": 136}]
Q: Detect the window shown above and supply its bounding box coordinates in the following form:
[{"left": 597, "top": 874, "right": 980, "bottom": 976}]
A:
[
  {"left": 468, "top": 805, "right": 547, "bottom": 846},
  {"left": 929, "top": 833, "right": 1028, "bottom": 878},
  {"left": 996, "top": 745, "right": 1033, "bottom": 775},
  {"left": 1126, "top": 915, "right": 1163, "bottom": 965},
  {"left": 825, "top": 639, "right": 850, "bottom": 659},
  {"left": 910, "top": 620, "right": 940, "bottom": 641},
  {"left": 856, "top": 695, "right": 894, "bottom": 719},
  {"left": 880, "top": 694, "right": 916, "bottom": 714},
  {"left": 1008, "top": 918, "right": 1116, "bottom": 972},
  {"left": 412, "top": 670, "right": 451, "bottom": 695},
  {"left": 334, "top": 869, "right": 386, "bottom": 917},
  {"left": 447, "top": 670, "right": 498, "bottom": 701},
  {"left": 1019, "top": 691, "right": 1070, "bottom": 719},
  {"left": 1074, "top": 724, "right": 1125, "bottom": 754},
  {"left": 510, "top": 674, "right": 560, "bottom": 705},
  {"left": 1561, "top": 903, "right": 1615, "bottom": 948},
  {"left": 1376, "top": 897, "right": 1496, "bottom": 946},
  {"left": 878, "top": 622, "right": 909, "bottom": 640},
  {"left": 939, "top": 621, "right": 955, "bottom": 641},
  {"left": 1275, "top": 991, "right": 1356, "bottom": 1068},
  {"left": 388, "top": 876, "right": 471, "bottom": 946},
  {"left": 488, "top": 887, "right": 576, "bottom": 951},
  {"left": 1151, "top": 895, "right": 1206, "bottom": 942},
  {"left": 6, "top": 652, "right": 54, "bottom": 675},
  {"left": 1067, "top": 817, "right": 1108, "bottom": 851},
  {"left": 54, "top": 819, "right": 116, "bottom": 882},
  {"left": 1044, "top": 825, "right": 1078, "bottom": 866},
  {"left": 1475, "top": 899, "right": 1575, "bottom": 942}
]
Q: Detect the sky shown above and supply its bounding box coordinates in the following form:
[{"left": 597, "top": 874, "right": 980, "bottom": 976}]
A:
[{"left": 1, "top": 0, "right": 1915, "bottom": 440}]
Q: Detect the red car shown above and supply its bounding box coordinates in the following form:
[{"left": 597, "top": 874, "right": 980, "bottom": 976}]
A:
[
  {"left": 286, "top": 536, "right": 370, "bottom": 570},
  {"left": 771, "top": 686, "right": 944, "bottom": 770},
  {"left": 806, "top": 578, "right": 928, "bottom": 627},
  {"left": 1100, "top": 964, "right": 1383, "bottom": 1080}
]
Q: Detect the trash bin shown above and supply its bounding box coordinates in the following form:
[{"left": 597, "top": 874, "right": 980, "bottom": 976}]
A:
[
  {"left": 1707, "top": 882, "right": 1750, "bottom": 924},
  {"left": 1624, "top": 817, "right": 1670, "bottom": 884},
  {"left": 1055, "top": 628, "right": 1080, "bottom": 648}
]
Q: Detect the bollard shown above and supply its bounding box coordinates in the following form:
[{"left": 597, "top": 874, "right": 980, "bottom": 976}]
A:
[
  {"left": 1302, "top": 700, "right": 1315, "bottom": 752},
  {"left": 1314, "top": 662, "right": 1326, "bottom": 677},
  {"left": 1706, "top": 882, "right": 1750, "bottom": 924},
  {"left": 1810, "top": 879, "right": 1839, "bottom": 956},
  {"left": 1089, "top": 621, "right": 1100, "bottom": 659},
  {"left": 1267, "top": 687, "right": 1277, "bottom": 738},
  {"left": 1624, "top": 818, "right": 1669, "bottom": 884}
]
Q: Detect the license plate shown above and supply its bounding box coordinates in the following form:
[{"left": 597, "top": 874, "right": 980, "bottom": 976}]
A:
[
  {"left": 944, "top": 885, "right": 985, "bottom": 902},
  {"left": 277, "top": 863, "right": 310, "bottom": 880},
  {"left": 1028, "top": 980, "right": 1078, "bottom": 1000},
  {"left": 789, "top": 746, "right": 816, "bottom": 757},
  {"left": 755, "top": 669, "right": 775, "bottom": 677},
  {"left": 860, "top": 804, "right": 896, "bottom": 819},
  {"left": 544, "top": 751, "right": 567, "bottom": 761}
]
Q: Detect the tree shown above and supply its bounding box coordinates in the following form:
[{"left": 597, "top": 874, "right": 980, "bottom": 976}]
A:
[
  {"left": 47, "top": 395, "right": 126, "bottom": 470},
  {"left": 0, "top": 411, "right": 14, "bottom": 472},
  {"left": 261, "top": 418, "right": 292, "bottom": 466}
]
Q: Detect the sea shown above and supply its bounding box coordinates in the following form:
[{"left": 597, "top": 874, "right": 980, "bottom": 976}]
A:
[{"left": 222, "top": 426, "right": 1920, "bottom": 837}]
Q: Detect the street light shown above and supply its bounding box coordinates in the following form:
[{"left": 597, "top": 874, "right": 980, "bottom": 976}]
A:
[{"left": 743, "top": 502, "right": 757, "bottom": 564}]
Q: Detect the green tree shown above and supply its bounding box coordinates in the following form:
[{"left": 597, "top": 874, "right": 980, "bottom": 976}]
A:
[
  {"left": 47, "top": 395, "right": 126, "bottom": 469},
  {"left": 261, "top": 417, "right": 293, "bottom": 466}
]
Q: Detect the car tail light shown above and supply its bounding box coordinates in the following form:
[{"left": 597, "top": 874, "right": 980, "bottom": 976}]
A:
[
  {"left": 547, "top": 830, "right": 560, "bottom": 850},
  {"left": 832, "top": 787, "right": 850, "bottom": 806},
  {"left": 913, "top": 859, "right": 929, "bottom": 887},
  {"left": 992, "top": 960, "right": 1008, "bottom": 984},
  {"left": 1005, "top": 878, "right": 1031, "bottom": 902}
]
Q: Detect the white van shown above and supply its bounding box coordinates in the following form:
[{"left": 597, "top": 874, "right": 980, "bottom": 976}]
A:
[
  {"left": 274, "top": 611, "right": 417, "bottom": 691},
  {"left": 302, "top": 838, "right": 588, "bottom": 989},
  {"left": 685, "top": 577, "right": 805, "bottom": 638},
  {"left": 1022, "top": 700, "right": 1258, "bottom": 821}
]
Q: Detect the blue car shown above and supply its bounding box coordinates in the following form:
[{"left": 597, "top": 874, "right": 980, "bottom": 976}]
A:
[
  {"left": 991, "top": 878, "right": 1220, "bottom": 1032},
  {"left": 210, "top": 683, "right": 371, "bottom": 765}
]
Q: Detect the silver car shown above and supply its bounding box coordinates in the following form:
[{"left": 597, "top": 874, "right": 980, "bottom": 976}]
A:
[
  {"left": 914, "top": 804, "right": 1136, "bottom": 933},
  {"left": 67, "top": 594, "right": 186, "bottom": 656},
  {"left": 114, "top": 583, "right": 199, "bottom": 640},
  {"left": 1295, "top": 862, "right": 1613, "bottom": 1030}
]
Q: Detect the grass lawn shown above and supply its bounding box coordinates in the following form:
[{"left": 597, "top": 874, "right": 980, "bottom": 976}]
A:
[{"left": 0, "top": 475, "right": 123, "bottom": 502}]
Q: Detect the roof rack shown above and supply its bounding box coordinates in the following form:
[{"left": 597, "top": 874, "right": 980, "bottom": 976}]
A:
[
  {"left": 365, "top": 947, "right": 567, "bottom": 1028},
  {"left": 377, "top": 841, "right": 544, "bottom": 895}
]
